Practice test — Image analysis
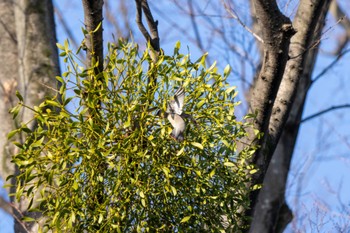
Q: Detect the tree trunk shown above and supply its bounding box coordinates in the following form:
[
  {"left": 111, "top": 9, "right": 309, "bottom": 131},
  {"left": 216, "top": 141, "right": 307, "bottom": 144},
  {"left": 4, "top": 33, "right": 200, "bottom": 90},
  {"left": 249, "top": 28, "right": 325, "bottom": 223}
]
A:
[
  {"left": 82, "top": 0, "right": 104, "bottom": 73},
  {"left": 0, "top": 0, "right": 59, "bottom": 232},
  {"left": 248, "top": 0, "right": 332, "bottom": 232}
]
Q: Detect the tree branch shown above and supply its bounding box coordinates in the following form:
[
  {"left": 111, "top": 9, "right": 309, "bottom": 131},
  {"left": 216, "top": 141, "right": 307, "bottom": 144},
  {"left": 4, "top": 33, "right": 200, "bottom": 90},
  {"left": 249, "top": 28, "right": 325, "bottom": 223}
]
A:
[
  {"left": 245, "top": 0, "right": 295, "bottom": 224},
  {"left": 222, "top": 0, "right": 264, "bottom": 43},
  {"left": 82, "top": 0, "right": 104, "bottom": 72},
  {"left": 301, "top": 104, "right": 350, "bottom": 123},
  {"left": 329, "top": 0, "right": 350, "bottom": 55},
  {"left": 312, "top": 48, "right": 350, "bottom": 84},
  {"left": 135, "top": 0, "right": 160, "bottom": 62},
  {"left": 248, "top": 0, "right": 331, "bottom": 232}
]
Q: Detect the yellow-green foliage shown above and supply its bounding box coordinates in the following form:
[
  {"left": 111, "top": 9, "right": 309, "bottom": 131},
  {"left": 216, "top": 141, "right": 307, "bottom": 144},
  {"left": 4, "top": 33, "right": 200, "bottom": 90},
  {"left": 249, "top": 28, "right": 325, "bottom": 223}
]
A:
[{"left": 9, "top": 40, "right": 256, "bottom": 232}]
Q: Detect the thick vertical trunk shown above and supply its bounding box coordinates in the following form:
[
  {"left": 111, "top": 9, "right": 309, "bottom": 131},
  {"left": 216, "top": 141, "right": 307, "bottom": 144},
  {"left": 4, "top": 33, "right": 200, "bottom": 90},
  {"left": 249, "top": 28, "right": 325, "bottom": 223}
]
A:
[
  {"left": 0, "top": 0, "right": 59, "bottom": 232},
  {"left": 248, "top": 1, "right": 331, "bottom": 232},
  {"left": 0, "top": 0, "right": 19, "bottom": 184}
]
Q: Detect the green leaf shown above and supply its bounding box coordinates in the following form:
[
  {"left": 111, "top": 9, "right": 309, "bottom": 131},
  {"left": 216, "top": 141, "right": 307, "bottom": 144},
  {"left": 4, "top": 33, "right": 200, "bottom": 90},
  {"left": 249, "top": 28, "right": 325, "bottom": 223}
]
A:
[
  {"left": 31, "top": 137, "right": 45, "bottom": 148},
  {"left": 176, "top": 147, "right": 184, "bottom": 156},
  {"left": 174, "top": 41, "right": 181, "bottom": 54},
  {"left": 8, "top": 129, "right": 19, "bottom": 140},
  {"left": 197, "top": 52, "right": 208, "bottom": 67},
  {"left": 196, "top": 99, "right": 206, "bottom": 109},
  {"left": 72, "top": 181, "right": 78, "bottom": 190},
  {"left": 64, "top": 97, "right": 73, "bottom": 106},
  {"left": 141, "top": 199, "right": 146, "bottom": 207},
  {"left": 225, "top": 86, "right": 236, "bottom": 94},
  {"left": 223, "top": 64, "right": 231, "bottom": 77},
  {"left": 64, "top": 39, "right": 69, "bottom": 50},
  {"left": 22, "top": 217, "right": 36, "bottom": 222},
  {"left": 170, "top": 186, "right": 177, "bottom": 196},
  {"left": 249, "top": 169, "right": 258, "bottom": 174},
  {"left": 224, "top": 162, "right": 235, "bottom": 167},
  {"left": 209, "top": 169, "right": 215, "bottom": 178},
  {"left": 56, "top": 43, "right": 65, "bottom": 50},
  {"left": 56, "top": 76, "right": 64, "bottom": 83},
  {"left": 70, "top": 211, "right": 76, "bottom": 224},
  {"left": 180, "top": 216, "right": 191, "bottom": 223},
  {"left": 9, "top": 105, "right": 21, "bottom": 119},
  {"left": 162, "top": 167, "right": 170, "bottom": 178},
  {"left": 16, "top": 91, "right": 24, "bottom": 102},
  {"left": 92, "top": 22, "right": 102, "bottom": 33},
  {"left": 45, "top": 100, "right": 60, "bottom": 107},
  {"left": 207, "top": 61, "right": 217, "bottom": 72},
  {"left": 191, "top": 142, "right": 203, "bottom": 150}
]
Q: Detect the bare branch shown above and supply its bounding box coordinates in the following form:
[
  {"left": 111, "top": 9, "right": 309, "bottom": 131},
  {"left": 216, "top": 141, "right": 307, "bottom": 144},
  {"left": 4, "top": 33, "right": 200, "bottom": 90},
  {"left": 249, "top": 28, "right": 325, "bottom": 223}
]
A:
[
  {"left": 0, "top": 196, "right": 12, "bottom": 215},
  {"left": 329, "top": 0, "right": 350, "bottom": 55},
  {"left": 312, "top": 48, "right": 350, "bottom": 84},
  {"left": 135, "top": 0, "right": 160, "bottom": 59},
  {"left": 222, "top": 0, "right": 264, "bottom": 43},
  {"left": 188, "top": 0, "right": 205, "bottom": 52},
  {"left": 54, "top": 6, "right": 79, "bottom": 50},
  {"left": 301, "top": 104, "right": 350, "bottom": 123}
]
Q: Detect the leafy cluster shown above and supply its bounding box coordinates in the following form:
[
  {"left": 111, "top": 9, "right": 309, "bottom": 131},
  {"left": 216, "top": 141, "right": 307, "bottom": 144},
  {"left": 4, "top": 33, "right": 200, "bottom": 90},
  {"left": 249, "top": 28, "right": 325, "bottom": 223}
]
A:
[{"left": 9, "top": 40, "right": 256, "bottom": 232}]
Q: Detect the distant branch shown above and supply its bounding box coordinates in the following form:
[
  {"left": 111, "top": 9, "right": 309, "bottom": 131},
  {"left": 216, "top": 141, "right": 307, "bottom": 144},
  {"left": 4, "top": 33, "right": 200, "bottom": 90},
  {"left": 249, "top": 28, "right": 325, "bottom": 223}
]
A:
[
  {"left": 54, "top": 6, "right": 79, "bottom": 50},
  {"left": 312, "top": 48, "right": 350, "bottom": 84},
  {"left": 329, "top": 0, "right": 350, "bottom": 55},
  {"left": 0, "top": 196, "right": 12, "bottom": 215},
  {"left": 222, "top": 0, "right": 264, "bottom": 43},
  {"left": 188, "top": 0, "right": 205, "bottom": 52},
  {"left": 301, "top": 104, "right": 350, "bottom": 123}
]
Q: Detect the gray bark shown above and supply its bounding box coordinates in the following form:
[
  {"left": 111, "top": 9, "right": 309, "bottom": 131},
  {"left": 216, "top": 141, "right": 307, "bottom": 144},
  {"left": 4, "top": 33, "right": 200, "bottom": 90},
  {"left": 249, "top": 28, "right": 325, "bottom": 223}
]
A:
[
  {"left": 248, "top": 0, "right": 332, "bottom": 232},
  {"left": 246, "top": 0, "right": 295, "bottom": 222},
  {"left": 0, "top": 0, "right": 59, "bottom": 232}
]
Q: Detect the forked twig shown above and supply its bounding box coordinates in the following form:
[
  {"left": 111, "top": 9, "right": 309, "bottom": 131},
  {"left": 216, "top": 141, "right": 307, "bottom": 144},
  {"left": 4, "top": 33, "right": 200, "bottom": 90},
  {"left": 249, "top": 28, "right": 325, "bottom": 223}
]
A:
[{"left": 221, "top": 0, "right": 264, "bottom": 43}]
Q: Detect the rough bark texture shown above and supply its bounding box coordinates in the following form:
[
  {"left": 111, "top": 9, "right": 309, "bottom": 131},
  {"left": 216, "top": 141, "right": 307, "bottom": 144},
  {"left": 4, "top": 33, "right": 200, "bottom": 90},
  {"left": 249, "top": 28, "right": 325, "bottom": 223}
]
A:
[
  {"left": 246, "top": 0, "right": 295, "bottom": 223},
  {"left": 0, "top": 0, "right": 19, "bottom": 185},
  {"left": 0, "top": 0, "right": 59, "bottom": 232},
  {"left": 135, "top": 0, "right": 160, "bottom": 56},
  {"left": 82, "top": 0, "right": 104, "bottom": 73},
  {"left": 248, "top": 1, "right": 332, "bottom": 232}
]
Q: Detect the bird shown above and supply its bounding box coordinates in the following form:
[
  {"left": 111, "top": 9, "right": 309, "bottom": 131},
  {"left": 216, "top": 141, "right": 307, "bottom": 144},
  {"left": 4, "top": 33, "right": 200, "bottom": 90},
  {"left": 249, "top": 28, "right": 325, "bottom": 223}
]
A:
[
  {"left": 165, "top": 87, "right": 186, "bottom": 142},
  {"left": 156, "top": 87, "right": 197, "bottom": 142}
]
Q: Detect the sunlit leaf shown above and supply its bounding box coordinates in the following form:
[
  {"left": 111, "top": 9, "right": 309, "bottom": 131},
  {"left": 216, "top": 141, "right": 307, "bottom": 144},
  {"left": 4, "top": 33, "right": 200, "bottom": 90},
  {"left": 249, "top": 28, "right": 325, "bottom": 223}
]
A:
[
  {"left": 180, "top": 216, "right": 191, "bottom": 223},
  {"left": 191, "top": 142, "right": 203, "bottom": 150}
]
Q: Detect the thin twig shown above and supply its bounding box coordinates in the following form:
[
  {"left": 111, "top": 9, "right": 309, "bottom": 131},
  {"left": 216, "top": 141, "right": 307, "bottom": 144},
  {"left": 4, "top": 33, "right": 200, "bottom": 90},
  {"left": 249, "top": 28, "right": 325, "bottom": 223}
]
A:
[
  {"left": 301, "top": 104, "right": 350, "bottom": 123},
  {"left": 40, "top": 82, "right": 59, "bottom": 93},
  {"left": 312, "top": 48, "right": 350, "bottom": 84},
  {"left": 0, "top": 196, "right": 12, "bottom": 215},
  {"left": 54, "top": 6, "right": 79, "bottom": 50},
  {"left": 9, "top": 202, "right": 30, "bottom": 233},
  {"left": 330, "top": 0, "right": 350, "bottom": 55},
  {"left": 221, "top": 0, "right": 264, "bottom": 43},
  {"left": 187, "top": 0, "right": 205, "bottom": 52},
  {"left": 289, "top": 16, "right": 345, "bottom": 60}
]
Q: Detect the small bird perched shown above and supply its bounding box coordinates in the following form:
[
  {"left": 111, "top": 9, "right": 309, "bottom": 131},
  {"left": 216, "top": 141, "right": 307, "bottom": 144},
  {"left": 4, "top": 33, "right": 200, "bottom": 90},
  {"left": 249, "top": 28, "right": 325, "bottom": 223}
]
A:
[
  {"left": 166, "top": 88, "right": 186, "bottom": 142},
  {"left": 158, "top": 88, "right": 197, "bottom": 142}
]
